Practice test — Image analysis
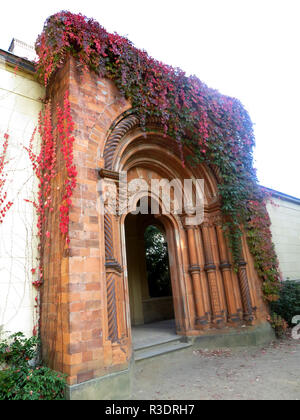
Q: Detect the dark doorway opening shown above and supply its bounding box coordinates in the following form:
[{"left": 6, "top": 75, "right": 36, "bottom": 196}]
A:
[{"left": 125, "top": 213, "right": 174, "bottom": 327}]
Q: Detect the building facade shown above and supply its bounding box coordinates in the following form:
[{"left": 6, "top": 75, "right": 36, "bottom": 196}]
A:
[
  {"left": 39, "top": 57, "right": 273, "bottom": 399},
  {"left": 1, "top": 43, "right": 299, "bottom": 400},
  {"left": 266, "top": 188, "right": 300, "bottom": 282}
]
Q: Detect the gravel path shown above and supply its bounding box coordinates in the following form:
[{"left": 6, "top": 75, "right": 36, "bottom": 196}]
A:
[{"left": 132, "top": 336, "right": 300, "bottom": 400}]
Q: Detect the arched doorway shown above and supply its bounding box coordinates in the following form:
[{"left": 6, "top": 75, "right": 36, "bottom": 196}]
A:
[
  {"left": 124, "top": 212, "right": 175, "bottom": 328},
  {"left": 100, "top": 113, "right": 264, "bottom": 356}
]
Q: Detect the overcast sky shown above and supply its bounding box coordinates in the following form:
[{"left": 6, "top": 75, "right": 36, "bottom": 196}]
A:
[{"left": 1, "top": 0, "right": 299, "bottom": 197}]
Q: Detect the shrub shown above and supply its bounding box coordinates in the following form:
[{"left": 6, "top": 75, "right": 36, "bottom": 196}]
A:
[
  {"left": 267, "top": 313, "right": 289, "bottom": 338},
  {"left": 0, "top": 332, "right": 66, "bottom": 400},
  {"left": 270, "top": 280, "right": 300, "bottom": 326}
]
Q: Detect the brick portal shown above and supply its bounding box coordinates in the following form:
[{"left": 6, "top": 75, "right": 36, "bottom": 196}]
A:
[{"left": 40, "top": 57, "right": 269, "bottom": 396}]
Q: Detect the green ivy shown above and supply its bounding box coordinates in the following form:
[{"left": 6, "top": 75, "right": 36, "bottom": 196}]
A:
[
  {"left": 0, "top": 332, "right": 66, "bottom": 400},
  {"left": 270, "top": 281, "right": 300, "bottom": 326}
]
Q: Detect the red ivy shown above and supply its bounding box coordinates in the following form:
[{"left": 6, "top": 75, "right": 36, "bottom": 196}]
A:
[
  {"left": 34, "top": 11, "right": 280, "bottom": 300},
  {"left": 57, "top": 91, "right": 77, "bottom": 243},
  {"left": 25, "top": 92, "right": 76, "bottom": 288},
  {"left": 25, "top": 103, "right": 56, "bottom": 285},
  {"left": 0, "top": 133, "right": 13, "bottom": 223},
  {"left": 35, "top": 11, "right": 254, "bottom": 157}
]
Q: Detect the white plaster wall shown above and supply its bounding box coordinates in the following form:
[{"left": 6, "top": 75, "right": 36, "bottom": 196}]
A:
[
  {"left": 267, "top": 197, "right": 300, "bottom": 281},
  {"left": 0, "top": 58, "right": 44, "bottom": 337}
]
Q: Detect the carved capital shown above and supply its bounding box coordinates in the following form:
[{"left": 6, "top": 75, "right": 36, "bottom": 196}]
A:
[
  {"left": 201, "top": 219, "right": 212, "bottom": 228},
  {"left": 99, "top": 168, "right": 120, "bottom": 181},
  {"left": 204, "top": 263, "right": 217, "bottom": 272},
  {"left": 105, "top": 259, "right": 123, "bottom": 274},
  {"left": 238, "top": 260, "right": 247, "bottom": 268},
  {"left": 208, "top": 212, "right": 223, "bottom": 227},
  {"left": 180, "top": 213, "right": 198, "bottom": 230},
  {"left": 219, "top": 262, "right": 232, "bottom": 270},
  {"left": 201, "top": 211, "right": 222, "bottom": 228}
]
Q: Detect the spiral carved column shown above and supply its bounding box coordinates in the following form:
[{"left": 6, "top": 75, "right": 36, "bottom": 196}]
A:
[
  {"left": 238, "top": 261, "right": 254, "bottom": 323},
  {"left": 100, "top": 169, "right": 123, "bottom": 343}
]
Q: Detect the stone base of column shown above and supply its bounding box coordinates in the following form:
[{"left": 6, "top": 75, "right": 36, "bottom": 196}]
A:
[
  {"left": 211, "top": 315, "right": 226, "bottom": 329},
  {"left": 243, "top": 314, "right": 255, "bottom": 326},
  {"left": 226, "top": 320, "right": 241, "bottom": 327},
  {"left": 65, "top": 360, "right": 134, "bottom": 400},
  {"left": 226, "top": 310, "right": 244, "bottom": 326},
  {"left": 195, "top": 315, "right": 210, "bottom": 330},
  {"left": 190, "top": 321, "right": 275, "bottom": 348}
]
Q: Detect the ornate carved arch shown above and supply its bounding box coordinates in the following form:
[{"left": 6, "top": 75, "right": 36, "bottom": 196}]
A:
[
  {"left": 103, "top": 113, "right": 140, "bottom": 170},
  {"left": 102, "top": 110, "right": 222, "bottom": 187},
  {"left": 100, "top": 112, "right": 255, "bottom": 343}
]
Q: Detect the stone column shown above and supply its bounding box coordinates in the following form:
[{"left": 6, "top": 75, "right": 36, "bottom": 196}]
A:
[
  {"left": 184, "top": 223, "right": 208, "bottom": 328},
  {"left": 195, "top": 228, "right": 212, "bottom": 324},
  {"left": 215, "top": 224, "right": 241, "bottom": 324},
  {"left": 201, "top": 222, "right": 225, "bottom": 326}
]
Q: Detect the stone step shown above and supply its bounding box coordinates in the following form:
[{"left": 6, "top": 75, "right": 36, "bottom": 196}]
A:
[
  {"left": 134, "top": 335, "right": 182, "bottom": 352},
  {"left": 134, "top": 339, "right": 192, "bottom": 362}
]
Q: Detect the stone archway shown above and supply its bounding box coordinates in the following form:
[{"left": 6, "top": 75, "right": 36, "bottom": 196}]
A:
[
  {"left": 99, "top": 112, "right": 261, "bottom": 346},
  {"left": 100, "top": 120, "right": 211, "bottom": 341}
]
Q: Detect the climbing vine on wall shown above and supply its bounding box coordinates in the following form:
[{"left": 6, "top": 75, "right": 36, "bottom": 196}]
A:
[
  {"left": 24, "top": 90, "right": 76, "bottom": 336},
  {"left": 56, "top": 92, "right": 77, "bottom": 243},
  {"left": 25, "top": 103, "right": 55, "bottom": 288},
  {"left": 246, "top": 196, "right": 281, "bottom": 301},
  {"left": 0, "top": 133, "right": 13, "bottom": 223},
  {"left": 34, "top": 10, "right": 280, "bottom": 301},
  {"left": 25, "top": 91, "right": 76, "bottom": 289}
]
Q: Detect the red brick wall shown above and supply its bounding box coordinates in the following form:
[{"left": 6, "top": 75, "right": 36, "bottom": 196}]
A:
[{"left": 40, "top": 57, "right": 131, "bottom": 386}]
